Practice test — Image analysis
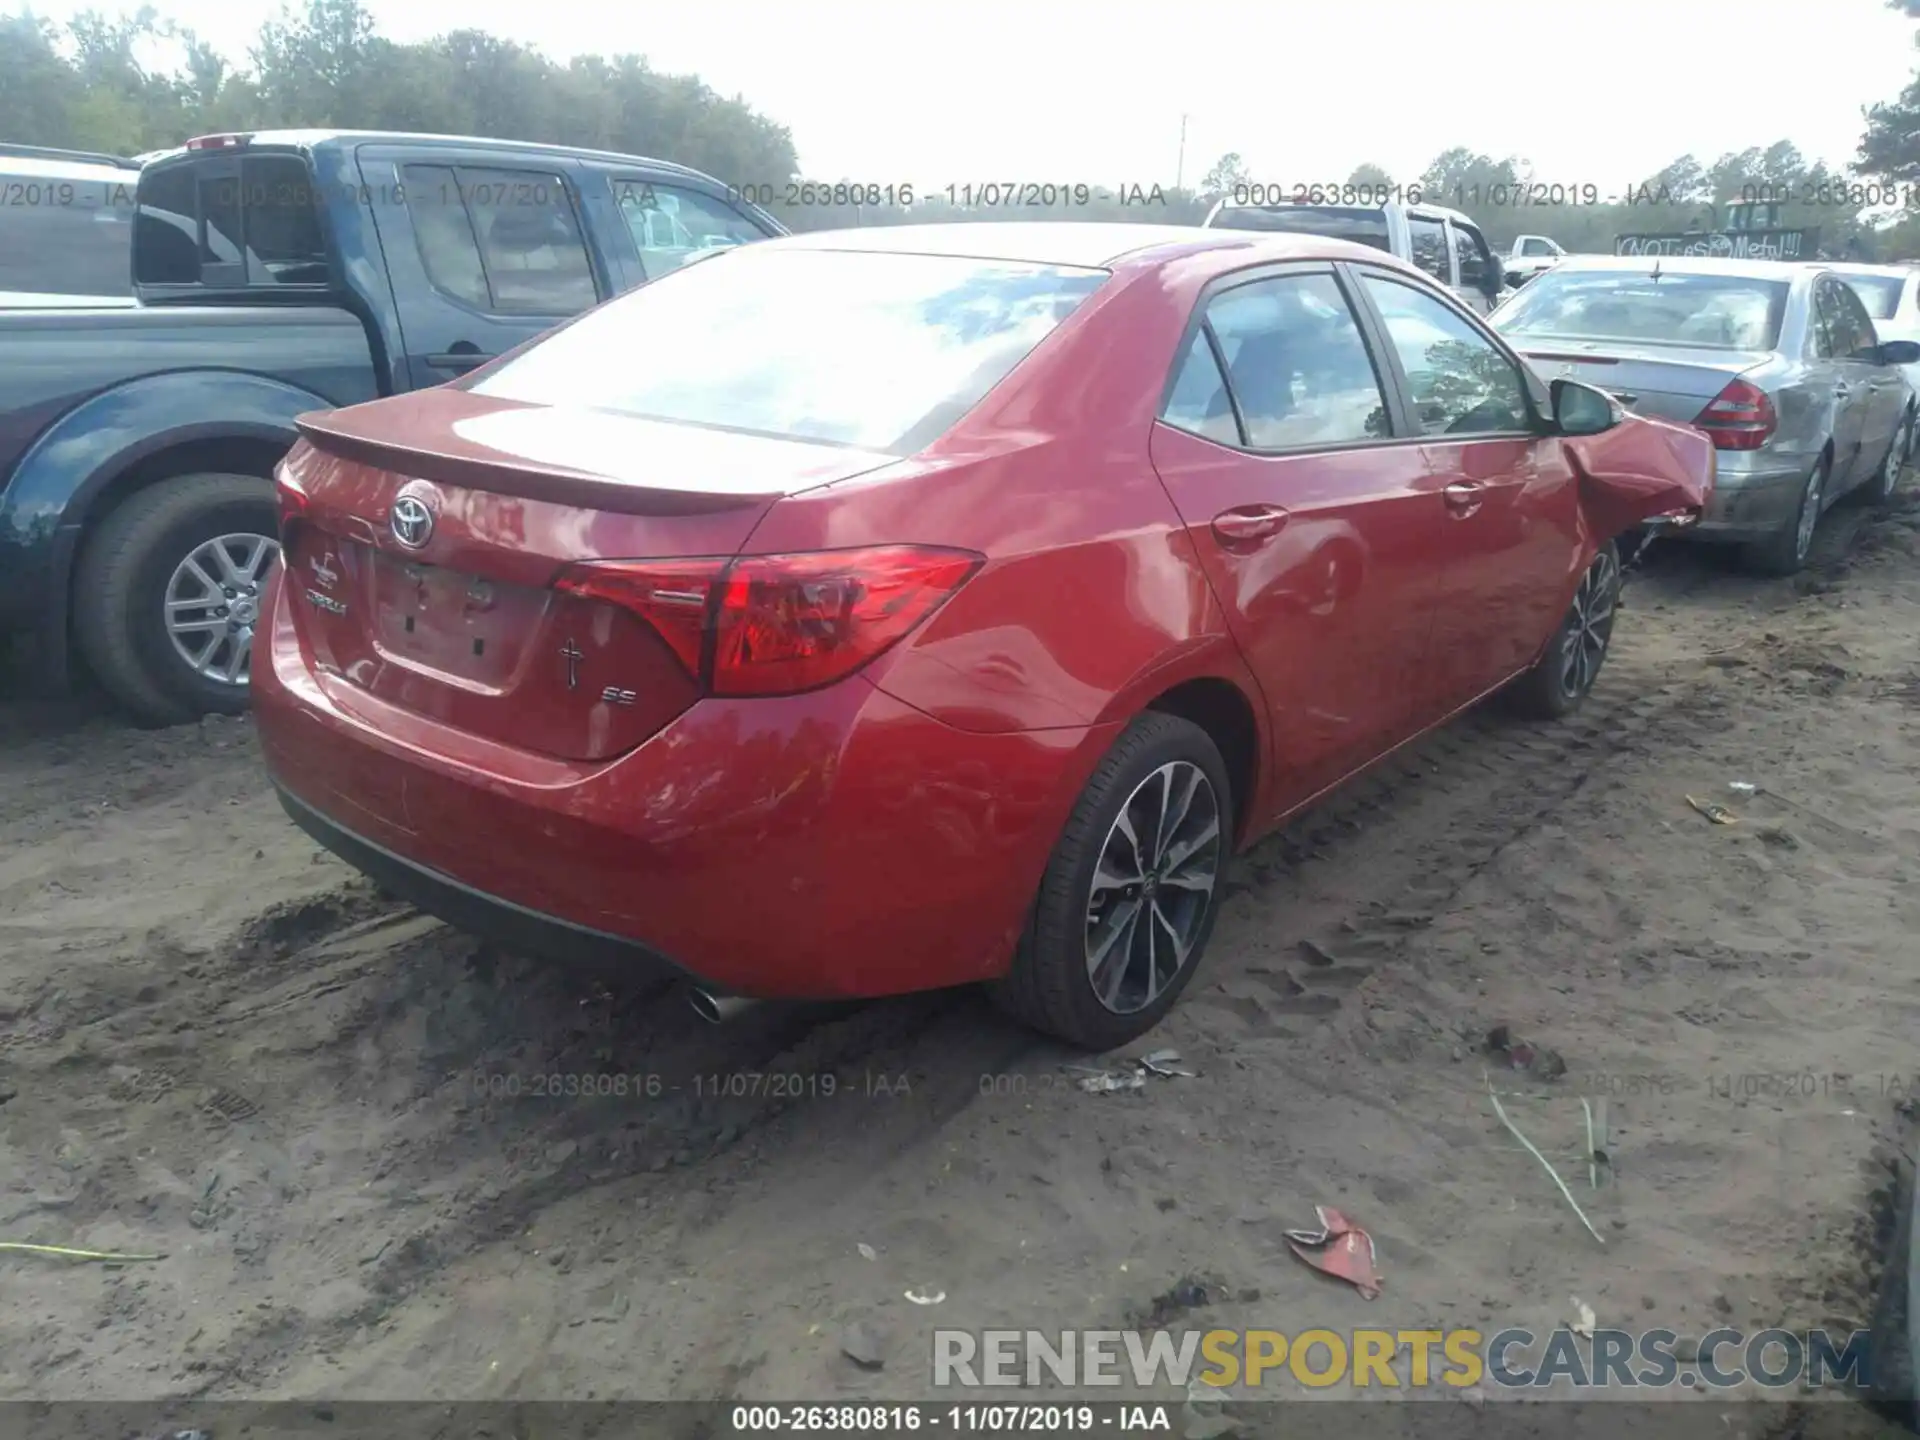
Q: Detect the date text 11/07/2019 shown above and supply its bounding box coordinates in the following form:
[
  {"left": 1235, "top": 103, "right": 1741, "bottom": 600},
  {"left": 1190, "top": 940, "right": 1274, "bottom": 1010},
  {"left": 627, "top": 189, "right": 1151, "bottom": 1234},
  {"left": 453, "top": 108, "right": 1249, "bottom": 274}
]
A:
[
  {"left": 721, "top": 182, "right": 1173, "bottom": 210},
  {"left": 470, "top": 1070, "right": 912, "bottom": 1101},
  {"left": 728, "top": 1404, "right": 1171, "bottom": 1432}
]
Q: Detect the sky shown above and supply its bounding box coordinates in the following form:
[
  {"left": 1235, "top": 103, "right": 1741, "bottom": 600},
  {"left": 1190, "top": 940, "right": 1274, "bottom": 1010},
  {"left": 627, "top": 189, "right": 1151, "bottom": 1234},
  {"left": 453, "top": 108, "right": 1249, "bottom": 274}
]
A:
[{"left": 28, "top": 0, "right": 1920, "bottom": 190}]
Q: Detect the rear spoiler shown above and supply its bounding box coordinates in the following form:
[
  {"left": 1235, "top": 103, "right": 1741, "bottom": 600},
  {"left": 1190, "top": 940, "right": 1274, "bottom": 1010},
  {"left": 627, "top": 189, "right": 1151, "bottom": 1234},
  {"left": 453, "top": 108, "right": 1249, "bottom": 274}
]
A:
[{"left": 293, "top": 391, "right": 789, "bottom": 519}]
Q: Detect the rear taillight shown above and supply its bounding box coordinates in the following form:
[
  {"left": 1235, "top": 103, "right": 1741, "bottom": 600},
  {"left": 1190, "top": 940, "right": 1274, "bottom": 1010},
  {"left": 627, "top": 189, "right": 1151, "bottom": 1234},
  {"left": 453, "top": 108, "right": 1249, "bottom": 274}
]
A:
[
  {"left": 1693, "top": 378, "right": 1777, "bottom": 451},
  {"left": 274, "top": 469, "right": 309, "bottom": 544},
  {"left": 554, "top": 545, "right": 983, "bottom": 698}
]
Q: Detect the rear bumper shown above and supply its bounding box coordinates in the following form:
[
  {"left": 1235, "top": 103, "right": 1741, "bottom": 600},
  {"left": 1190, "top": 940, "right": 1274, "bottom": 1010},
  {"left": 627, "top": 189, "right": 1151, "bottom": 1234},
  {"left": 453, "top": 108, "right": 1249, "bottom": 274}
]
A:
[
  {"left": 275, "top": 781, "right": 690, "bottom": 979},
  {"left": 1690, "top": 458, "right": 1809, "bottom": 542},
  {"left": 252, "top": 567, "right": 1115, "bottom": 1000}
]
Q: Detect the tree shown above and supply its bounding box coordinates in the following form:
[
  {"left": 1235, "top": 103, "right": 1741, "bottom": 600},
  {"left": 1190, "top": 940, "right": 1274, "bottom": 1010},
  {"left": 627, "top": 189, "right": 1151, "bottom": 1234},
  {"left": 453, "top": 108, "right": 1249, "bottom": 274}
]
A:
[
  {"left": 1347, "top": 162, "right": 1393, "bottom": 190},
  {"left": 1198, "top": 152, "right": 1251, "bottom": 199}
]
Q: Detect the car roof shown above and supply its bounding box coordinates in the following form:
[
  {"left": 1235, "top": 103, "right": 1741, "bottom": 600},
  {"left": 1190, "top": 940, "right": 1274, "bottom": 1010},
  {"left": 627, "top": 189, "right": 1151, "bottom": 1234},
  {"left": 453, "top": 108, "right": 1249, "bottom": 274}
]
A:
[
  {"left": 141, "top": 130, "right": 722, "bottom": 186},
  {"left": 766, "top": 221, "right": 1394, "bottom": 270},
  {"left": 1546, "top": 254, "right": 1817, "bottom": 280},
  {"left": 1803, "top": 260, "right": 1919, "bottom": 279}
]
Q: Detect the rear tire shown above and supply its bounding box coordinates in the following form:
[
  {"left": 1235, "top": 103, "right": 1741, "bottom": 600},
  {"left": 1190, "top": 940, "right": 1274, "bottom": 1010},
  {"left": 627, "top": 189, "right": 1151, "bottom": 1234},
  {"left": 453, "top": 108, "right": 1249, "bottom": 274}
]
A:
[
  {"left": 1741, "top": 454, "right": 1827, "bottom": 577},
  {"left": 990, "top": 712, "right": 1232, "bottom": 1051},
  {"left": 72, "top": 474, "right": 279, "bottom": 728},
  {"left": 1504, "top": 541, "right": 1620, "bottom": 721}
]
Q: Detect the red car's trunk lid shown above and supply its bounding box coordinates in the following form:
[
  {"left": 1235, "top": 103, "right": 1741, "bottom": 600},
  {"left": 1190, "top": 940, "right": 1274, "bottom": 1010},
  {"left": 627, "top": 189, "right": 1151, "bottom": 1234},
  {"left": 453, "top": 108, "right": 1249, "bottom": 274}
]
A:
[{"left": 281, "top": 389, "right": 898, "bottom": 761}]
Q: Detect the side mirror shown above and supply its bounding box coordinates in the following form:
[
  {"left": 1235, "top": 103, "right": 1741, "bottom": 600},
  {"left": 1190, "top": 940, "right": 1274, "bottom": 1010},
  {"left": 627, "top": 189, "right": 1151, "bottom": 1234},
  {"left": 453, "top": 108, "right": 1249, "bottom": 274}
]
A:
[
  {"left": 1551, "top": 377, "right": 1621, "bottom": 435},
  {"left": 1878, "top": 339, "right": 1920, "bottom": 366}
]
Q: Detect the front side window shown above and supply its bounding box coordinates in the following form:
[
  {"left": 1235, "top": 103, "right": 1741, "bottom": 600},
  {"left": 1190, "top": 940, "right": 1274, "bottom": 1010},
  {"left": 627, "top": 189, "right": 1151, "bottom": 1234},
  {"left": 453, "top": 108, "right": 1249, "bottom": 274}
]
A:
[
  {"left": 615, "top": 181, "right": 767, "bottom": 281},
  {"left": 1832, "top": 280, "right": 1879, "bottom": 356},
  {"left": 1451, "top": 222, "right": 1496, "bottom": 292},
  {"left": 471, "top": 247, "right": 1107, "bottom": 454},
  {"left": 1519, "top": 238, "right": 1553, "bottom": 258},
  {"left": 1407, "top": 216, "right": 1449, "bottom": 282},
  {"left": 1194, "top": 273, "right": 1391, "bottom": 449},
  {"left": 1360, "top": 274, "right": 1531, "bottom": 436}
]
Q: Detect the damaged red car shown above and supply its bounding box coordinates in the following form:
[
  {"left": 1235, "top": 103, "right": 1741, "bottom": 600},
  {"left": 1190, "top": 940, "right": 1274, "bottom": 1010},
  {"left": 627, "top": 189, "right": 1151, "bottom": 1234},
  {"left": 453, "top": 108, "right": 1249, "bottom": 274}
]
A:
[{"left": 253, "top": 222, "right": 1712, "bottom": 1049}]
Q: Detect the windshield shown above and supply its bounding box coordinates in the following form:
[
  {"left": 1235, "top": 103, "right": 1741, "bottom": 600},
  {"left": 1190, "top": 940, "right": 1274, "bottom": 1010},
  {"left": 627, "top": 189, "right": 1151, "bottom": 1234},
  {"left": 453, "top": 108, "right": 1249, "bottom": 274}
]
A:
[
  {"left": 470, "top": 247, "right": 1108, "bottom": 454},
  {"left": 1493, "top": 269, "right": 1789, "bottom": 351},
  {"left": 1840, "top": 273, "right": 1906, "bottom": 321},
  {"left": 1207, "top": 205, "right": 1393, "bottom": 254}
]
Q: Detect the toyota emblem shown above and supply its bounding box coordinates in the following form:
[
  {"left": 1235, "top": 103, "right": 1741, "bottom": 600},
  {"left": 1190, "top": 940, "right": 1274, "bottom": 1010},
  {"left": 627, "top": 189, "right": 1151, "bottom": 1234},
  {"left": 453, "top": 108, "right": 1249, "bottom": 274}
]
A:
[{"left": 390, "top": 495, "right": 434, "bottom": 549}]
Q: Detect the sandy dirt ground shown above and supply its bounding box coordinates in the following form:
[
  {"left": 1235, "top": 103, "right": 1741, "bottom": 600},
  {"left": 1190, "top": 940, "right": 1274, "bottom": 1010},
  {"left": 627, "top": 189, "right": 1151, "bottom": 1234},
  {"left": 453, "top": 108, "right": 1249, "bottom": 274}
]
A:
[{"left": 5, "top": 492, "right": 1920, "bottom": 1439}]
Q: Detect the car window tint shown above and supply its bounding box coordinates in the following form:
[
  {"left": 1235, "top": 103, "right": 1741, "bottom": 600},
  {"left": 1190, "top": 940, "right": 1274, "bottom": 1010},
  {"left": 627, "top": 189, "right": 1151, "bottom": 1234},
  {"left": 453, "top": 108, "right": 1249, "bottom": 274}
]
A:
[
  {"left": 1360, "top": 274, "right": 1531, "bottom": 436},
  {"left": 1834, "top": 280, "right": 1878, "bottom": 354},
  {"left": 401, "top": 164, "right": 490, "bottom": 309},
  {"left": 1408, "top": 216, "right": 1449, "bottom": 282},
  {"left": 616, "top": 180, "right": 766, "bottom": 281},
  {"left": 461, "top": 168, "right": 597, "bottom": 315},
  {"left": 1202, "top": 274, "right": 1391, "bottom": 449},
  {"left": 1161, "top": 328, "right": 1241, "bottom": 445},
  {"left": 1451, "top": 222, "right": 1494, "bottom": 291}
]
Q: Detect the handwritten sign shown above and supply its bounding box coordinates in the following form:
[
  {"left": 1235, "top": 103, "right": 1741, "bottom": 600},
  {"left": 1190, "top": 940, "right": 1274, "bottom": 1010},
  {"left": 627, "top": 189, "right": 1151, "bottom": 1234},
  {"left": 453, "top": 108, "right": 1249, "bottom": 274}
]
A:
[{"left": 1613, "top": 228, "right": 1821, "bottom": 261}]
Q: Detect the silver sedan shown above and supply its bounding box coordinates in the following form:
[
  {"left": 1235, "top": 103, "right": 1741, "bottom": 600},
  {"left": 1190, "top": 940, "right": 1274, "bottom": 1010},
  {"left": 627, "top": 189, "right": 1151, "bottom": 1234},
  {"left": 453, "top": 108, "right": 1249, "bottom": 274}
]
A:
[{"left": 1490, "top": 255, "right": 1918, "bottom": 574}]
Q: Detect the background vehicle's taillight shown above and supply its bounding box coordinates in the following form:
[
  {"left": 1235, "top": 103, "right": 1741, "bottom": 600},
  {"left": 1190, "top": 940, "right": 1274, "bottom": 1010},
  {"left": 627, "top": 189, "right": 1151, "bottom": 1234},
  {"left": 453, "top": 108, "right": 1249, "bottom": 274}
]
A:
[
  {"left": 1692, "top": 378, "right": 1778, "bottom": 451},
  {"left": 553, "top": 545, "right": 983, "bottom": 697}
]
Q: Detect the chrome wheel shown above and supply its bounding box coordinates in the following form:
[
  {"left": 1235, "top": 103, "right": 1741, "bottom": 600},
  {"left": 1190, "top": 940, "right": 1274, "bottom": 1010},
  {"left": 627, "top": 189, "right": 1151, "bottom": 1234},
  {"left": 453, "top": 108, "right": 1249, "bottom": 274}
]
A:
[
  {"left": 1084, "top": 760, "right": 1221, "bottom": 1016},
  {"left": 164, "top": 532, "right": 279, "bottom": 686},
  {"left": 1878, "top": 414, "right": 1913, "bottom": 501},
  {"left": 1794, "top": 463, "right": 1825, "bottom": 562},
  {"left": 1559, "top": 547, "right": 1619, "bottom": 700}
]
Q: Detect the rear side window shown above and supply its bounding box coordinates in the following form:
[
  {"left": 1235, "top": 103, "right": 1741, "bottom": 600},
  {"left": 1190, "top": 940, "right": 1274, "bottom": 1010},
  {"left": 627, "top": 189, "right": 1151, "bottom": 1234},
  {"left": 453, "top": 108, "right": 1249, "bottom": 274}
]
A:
[
  {"left": 1161, "top": 330, "right": 1240, "bottom": 445},
  {"left": 1168, "top": 273, "right": 1390, "bottom": 450},
  {"left": 470, "top": 247, "right": 1107, "bottom": 454},
  {"left": 133, "top": 153, "right": 327, "bottom": 288},
  {"left": 1519, "top": 238, "right": 1553, "bottom": 257},
  {"left": 401, "top": 164, "right": 597, "bottom": 316},
  {"left": 1407, "top": 216, "right": 1449, "bottom": 282},
  {"left": 1832, "top": 280, "right": 1878, "bottom": 355}
]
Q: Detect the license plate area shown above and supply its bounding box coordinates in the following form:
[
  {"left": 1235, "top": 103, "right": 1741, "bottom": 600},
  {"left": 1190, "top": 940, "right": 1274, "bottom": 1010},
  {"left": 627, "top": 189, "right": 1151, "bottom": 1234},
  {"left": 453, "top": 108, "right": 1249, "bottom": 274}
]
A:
[{"left": 366, "top": 544, "right": 547, "bottom": 690}]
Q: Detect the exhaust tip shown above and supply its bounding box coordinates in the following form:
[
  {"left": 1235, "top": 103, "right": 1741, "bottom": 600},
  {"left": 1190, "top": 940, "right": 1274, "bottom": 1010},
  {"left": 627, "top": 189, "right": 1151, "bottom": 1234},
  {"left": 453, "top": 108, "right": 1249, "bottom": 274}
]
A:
[{"left": 688, "top": 987, "right": 759, "bottom": 1024}]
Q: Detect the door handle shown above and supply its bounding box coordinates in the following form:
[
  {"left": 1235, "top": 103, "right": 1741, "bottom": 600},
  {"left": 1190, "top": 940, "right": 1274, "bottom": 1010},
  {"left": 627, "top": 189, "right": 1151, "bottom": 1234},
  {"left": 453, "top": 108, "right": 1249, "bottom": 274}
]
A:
[
  {"left": 426, "top": 350, "right": 494, "bottom": 373},
  {"left": 1443, "top": 481, "right": 1484, "bottom": 514},
  {"left": 1834, "top": 383, "right": 1852, "bottom": 399},
  {"left": 1210, "top": 505, "right": 1291, "bottom": 545}
]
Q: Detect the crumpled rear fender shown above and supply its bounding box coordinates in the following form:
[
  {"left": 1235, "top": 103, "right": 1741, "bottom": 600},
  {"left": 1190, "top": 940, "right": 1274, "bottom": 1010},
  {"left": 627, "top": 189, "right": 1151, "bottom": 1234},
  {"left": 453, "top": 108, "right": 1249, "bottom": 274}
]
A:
[{"left": 1562, "top": 413, "right": 1716, "bottom": 543}]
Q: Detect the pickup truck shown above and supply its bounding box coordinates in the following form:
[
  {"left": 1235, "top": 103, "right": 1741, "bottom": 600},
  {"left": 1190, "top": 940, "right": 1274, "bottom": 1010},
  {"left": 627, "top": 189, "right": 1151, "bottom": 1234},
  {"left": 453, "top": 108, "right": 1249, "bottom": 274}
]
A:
[
  {"left": 0, "top": 129, "right": 784, "bottom": 725},
  {"left": 1502, "top": 233, "right": 1566, "bottom": 288},
  {"left": 1201, "top": 197, "right": 1509, "bottom": 314}
]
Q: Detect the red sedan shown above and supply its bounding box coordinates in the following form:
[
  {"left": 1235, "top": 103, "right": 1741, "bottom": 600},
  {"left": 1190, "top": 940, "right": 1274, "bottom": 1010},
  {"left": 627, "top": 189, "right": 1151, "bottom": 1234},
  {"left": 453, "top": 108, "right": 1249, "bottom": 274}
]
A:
[{"left": 253, "top": 222, "right": 1712, "bottom": 1050}]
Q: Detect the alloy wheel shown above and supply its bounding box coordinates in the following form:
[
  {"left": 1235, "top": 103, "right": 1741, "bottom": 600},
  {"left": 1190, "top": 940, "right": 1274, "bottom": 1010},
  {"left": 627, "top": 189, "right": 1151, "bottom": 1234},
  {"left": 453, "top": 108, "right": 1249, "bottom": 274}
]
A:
[
  {"left": 1083, "top": 760, "right": 1222, "bottom": 1015},
  {"left": 1559, "top": 547, "right": 1619, "bottom": 700},
  {"left": 164, "top": 531, "right": 280, "bottom": 686}
]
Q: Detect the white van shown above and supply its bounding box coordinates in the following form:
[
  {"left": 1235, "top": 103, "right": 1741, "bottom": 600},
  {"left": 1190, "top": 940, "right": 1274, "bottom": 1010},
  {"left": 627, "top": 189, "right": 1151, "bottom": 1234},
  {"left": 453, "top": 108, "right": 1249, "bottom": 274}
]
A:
[
  {"left": 0, "top": 145, "right": 140, "bottom": 303},
  {"left": 1201, "top": 197, "right": 1510, "bottom": 315}
]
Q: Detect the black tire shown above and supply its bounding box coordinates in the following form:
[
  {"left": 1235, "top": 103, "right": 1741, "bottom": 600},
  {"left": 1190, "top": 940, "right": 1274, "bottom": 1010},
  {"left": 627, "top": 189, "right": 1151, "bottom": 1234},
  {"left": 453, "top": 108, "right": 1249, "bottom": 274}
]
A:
[
  {"left": 1854, "top": 407, "right": 1914, "bottom": 510},
  {"left": 990, "top": 711, "right": 1233, "bottom": 1051},
  {"left": 1742, "top": 453, "right": 1828, "bottom": 577},
  {"left": 72, "top": 473, "right": 278, "bottom": 728},
  {"left": 1504, "top": 541, "right": 1621, "bottom": 721}
]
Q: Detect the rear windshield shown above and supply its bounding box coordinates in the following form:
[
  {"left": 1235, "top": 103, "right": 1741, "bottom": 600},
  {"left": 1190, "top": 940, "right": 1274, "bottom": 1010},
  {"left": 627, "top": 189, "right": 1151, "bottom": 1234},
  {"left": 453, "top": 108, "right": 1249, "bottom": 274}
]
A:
[
  {"left": 134, "top": 152, "right": 329, "bottom": 288},
  {"left": 1493, "top": 269, "right": 1789, "bottom": 351},
  {"left": 1207, "top": 205, "right": 1392, "bottom": 254},
  {"left": 469, "top": 247, "right": 1109, "bottom": 453},
  {"left": 1840, "top": 273, "right": 1906, "bottom": 321}
]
